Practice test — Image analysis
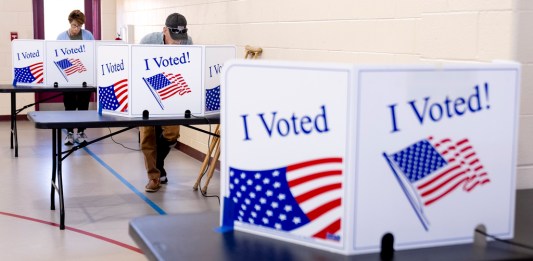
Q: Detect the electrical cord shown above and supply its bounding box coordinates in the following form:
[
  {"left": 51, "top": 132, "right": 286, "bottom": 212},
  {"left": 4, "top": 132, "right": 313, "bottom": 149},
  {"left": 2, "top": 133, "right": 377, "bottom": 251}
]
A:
[
  {"left": 107, "top": 127, "right": 140, "bottom": 151},
  {"left": 190, "top": 114, "right": 220, "bottom": 205},
  {"left": 475, "top": 229, "right": 533, "bottom": 251}
]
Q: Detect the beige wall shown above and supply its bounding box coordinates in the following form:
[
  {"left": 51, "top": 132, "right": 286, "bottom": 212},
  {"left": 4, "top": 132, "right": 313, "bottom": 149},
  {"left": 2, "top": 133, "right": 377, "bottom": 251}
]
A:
[
  {"left": 0, "top": 0, "right": 35, "bottom": 113},
  {"left": 116, "top": 0, "right": 533, "bottom": 189},
  {"left": 515, "top": 1, "right": 533, "bottom": 188},
  {"left": 1, "top": 0, "right": 532, "bottom": 188}
]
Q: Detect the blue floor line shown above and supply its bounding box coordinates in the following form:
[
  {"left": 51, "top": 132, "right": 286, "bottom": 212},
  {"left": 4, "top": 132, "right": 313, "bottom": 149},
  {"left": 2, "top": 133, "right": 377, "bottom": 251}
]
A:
[
  {"left": 82, "top": 147, "right": 167, "bottom": 215},
  {"left": 61, "top": 130, "right": 166, "bottom": 214}
]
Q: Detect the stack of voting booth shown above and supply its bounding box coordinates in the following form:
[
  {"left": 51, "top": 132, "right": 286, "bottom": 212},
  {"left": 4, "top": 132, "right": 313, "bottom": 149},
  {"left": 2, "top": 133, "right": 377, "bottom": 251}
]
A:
[
  {"left": 11, "top": 39, "right": 236, "bottom": 117},
  {"left": 96, "top": 44, "right": 235, "bottom": 117},
  {"left": 12, "top": 39, "right": 95, "bottom": 87},
  {"left": 220, "top": 60, "right": 520, "bottom": 255}
]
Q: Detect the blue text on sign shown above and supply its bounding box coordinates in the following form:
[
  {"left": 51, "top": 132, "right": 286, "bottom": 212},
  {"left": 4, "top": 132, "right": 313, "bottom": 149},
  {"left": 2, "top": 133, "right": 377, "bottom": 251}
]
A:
[
  {"left": 388, "top": 83, "right": 490, "bottom": 133},
  {"left": 144, "top": 52, "right": 190, "bottom": 71},
  {"left": 17, "top": 50, "right": 40, "bottom": 61},
  {"left": 54, "top": 44, "right": 86, "bottom": 57},
  {"left": 241, "top": 105, "right": 330, "bottom": 141}
]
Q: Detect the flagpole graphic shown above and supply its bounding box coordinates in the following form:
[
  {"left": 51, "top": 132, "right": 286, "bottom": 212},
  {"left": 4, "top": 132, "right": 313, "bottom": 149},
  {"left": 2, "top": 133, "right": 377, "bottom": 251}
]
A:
[
  {"left": 142, "top": 72, "right": 192, "bottom": 110},
  {"left": 142, "top": 77, "right": 164, "bottom": 109},
  {"left": 54, "top": 60, "right": 69, "bottom": 82},
  {"left": 383, "top": 153, "right": 429, "bottom": 230},
  {"left": 54, "top": 58, "right": 87, "bottom": 82}
]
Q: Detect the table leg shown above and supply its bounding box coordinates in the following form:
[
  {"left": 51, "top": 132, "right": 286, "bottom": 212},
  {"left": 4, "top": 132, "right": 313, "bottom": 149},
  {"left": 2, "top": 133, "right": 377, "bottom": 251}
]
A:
[
  {"left": 51, "top": 129, "right": 56, "bottom": 211},
  {"left": 14, "top": 113, "right": 18, "bottom": 157},
  {"left": 10, "top": 93, "right": 17, "bottom": 157},
  {"left": 57, "top": 130, "right": 65, "bottom": 230}
]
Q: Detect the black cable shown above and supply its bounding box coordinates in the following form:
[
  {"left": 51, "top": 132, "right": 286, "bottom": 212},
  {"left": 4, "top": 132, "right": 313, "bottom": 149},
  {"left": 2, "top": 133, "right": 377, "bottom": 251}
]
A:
[
  {"left": 190, "top": 114, "right": 220, "bottom": 205},
  {"left": 475, "top": 229, "right": 533, "bottom": 251},
  {"left": 107, "top": 127, "right": 140, "bottom": 151}
]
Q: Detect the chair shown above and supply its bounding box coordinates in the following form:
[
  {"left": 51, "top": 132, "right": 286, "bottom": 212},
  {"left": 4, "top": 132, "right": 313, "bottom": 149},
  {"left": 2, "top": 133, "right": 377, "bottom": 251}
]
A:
[{"left": 193, "top": 45, "right": 263, "bottom": 194}]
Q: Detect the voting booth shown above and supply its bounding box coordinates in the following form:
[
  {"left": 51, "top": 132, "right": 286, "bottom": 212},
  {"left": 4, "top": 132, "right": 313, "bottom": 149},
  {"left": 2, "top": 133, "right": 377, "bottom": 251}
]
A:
[
  {"left": 12, "top": 40, "right": 123, "bottom": 88},
  {"left": 12, "top": 39, "right": 46, "bottom": 86},
  {"left": 96, "top": 44, "right": 235, "bottom": 117},
  {"left": 45, "top": 40, "right": 95, "bottom": 87},
  {"left": 220, "top": 60, "right": 520, "bottom": 255}
]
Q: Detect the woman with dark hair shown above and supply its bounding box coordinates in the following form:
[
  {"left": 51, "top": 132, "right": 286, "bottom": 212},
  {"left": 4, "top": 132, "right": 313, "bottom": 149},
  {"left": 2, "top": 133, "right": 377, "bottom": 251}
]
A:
[{"left": 57, "top": 10, "right": 94, "bottom": 145}]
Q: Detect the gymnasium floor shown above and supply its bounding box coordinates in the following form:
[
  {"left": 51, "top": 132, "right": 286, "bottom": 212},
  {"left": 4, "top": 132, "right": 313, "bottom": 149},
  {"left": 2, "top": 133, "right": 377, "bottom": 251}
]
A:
[{"left": 0, "top": 120, "right": 220, "bottom": 260}]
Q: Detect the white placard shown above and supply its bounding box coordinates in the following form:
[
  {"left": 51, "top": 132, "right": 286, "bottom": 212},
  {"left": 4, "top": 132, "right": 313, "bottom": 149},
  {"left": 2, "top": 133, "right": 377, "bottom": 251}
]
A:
[
  {"left": 221, "top": 60, "right": 355, "bottom": 253},
  {"left": 12, "top": 39, "right": 46, "bottom": 87},
  {"left": 203, "top": 45, "right": 236, "bottom": 115},
  {"left": 45, "top": 40, "right": 95, "bottom": 87},
  {"left": 220, "top": 60, "right": 520, "bottom": 255},
  {"left": 130, "top": 45, "right": 203, "bottom": 117},
  {"left": 352, "top": 65, "right": 520, "bottom": 253},
  {"left": 96, "top": 44, "right": 130, "bottom": 116}
]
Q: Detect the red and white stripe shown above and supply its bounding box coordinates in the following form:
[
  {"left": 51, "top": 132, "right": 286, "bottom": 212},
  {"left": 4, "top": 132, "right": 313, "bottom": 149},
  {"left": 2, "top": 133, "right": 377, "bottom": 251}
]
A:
[
  {"left": 286, "top": 158, "right": 343, "bottom": 239},
  {"left": 416, "top": 137, "right": 490, "bottom": 206}
]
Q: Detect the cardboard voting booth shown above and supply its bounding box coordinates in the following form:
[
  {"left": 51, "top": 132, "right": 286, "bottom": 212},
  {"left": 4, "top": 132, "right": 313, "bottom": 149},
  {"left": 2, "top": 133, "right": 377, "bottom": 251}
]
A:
[
  {"left": 12, "top": 40, "right": 125, "bottom": 88},
  {"left": 45, "top": 40, "right": 95, "bottom": 87},
  {"left": 220, "top": 60, "right": 520, "bottom": 255},
  {"left": 96, "top": 44, "right": 235, "bottom": 117},
  {"left": 12, "top": 39, "right": 46, "bottom": 86}
]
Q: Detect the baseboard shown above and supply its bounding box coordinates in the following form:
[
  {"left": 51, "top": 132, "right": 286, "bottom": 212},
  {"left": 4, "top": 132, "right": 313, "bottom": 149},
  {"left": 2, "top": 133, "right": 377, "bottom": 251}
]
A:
[
  {"left": 176, "top": 141, "right": 220, "bottom": 171},
  {"left": 0, "top": 115, "right": 28, "bottom": 121}
]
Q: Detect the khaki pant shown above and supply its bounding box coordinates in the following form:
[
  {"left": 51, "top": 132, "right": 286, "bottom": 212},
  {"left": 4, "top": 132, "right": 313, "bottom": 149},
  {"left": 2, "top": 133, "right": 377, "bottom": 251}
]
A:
[{"left": 140, "top": 125, "right": 180, "bottom": 180}]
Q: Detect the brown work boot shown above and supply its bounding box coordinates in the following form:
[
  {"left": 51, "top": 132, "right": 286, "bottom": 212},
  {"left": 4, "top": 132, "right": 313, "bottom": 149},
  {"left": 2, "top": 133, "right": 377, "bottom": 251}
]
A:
[{"left": 145, "top": 179, "right": 161, "bottom": 192}]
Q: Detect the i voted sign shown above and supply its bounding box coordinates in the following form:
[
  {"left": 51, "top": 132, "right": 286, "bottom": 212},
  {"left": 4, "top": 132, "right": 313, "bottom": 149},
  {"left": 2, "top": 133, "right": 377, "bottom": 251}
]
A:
[
  {"left": 96, "top": 44, "right": 130, "bottom": 116},
  {"left": 96, "top": 44, "right": 235, "bottom": 117},
  {"left": 221, "top": 60, "right": 354, "bottom": 253},
  {"left": 203, "top": 46, "right": 236, "bottom": 115},
  {"left": 45, "top": 40, "right": 95, "bottom": 87},
  {"left": 12, "top": 39, "right": 45, "bottom": 86},
  {"left": 221, "top": 60, "right": 520, "bottom": 255},
  {"left": 353, "top": 65, "right": 519, "bottom": 253},
  {"left": 130, "top": 45, "right": 203, "bottom": 117}
]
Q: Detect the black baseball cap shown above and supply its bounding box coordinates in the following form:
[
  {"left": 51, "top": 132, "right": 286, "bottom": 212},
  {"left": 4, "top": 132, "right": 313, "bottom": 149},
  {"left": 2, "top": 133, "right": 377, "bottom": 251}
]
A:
[{"left": 165, "top": 13, "right": 188, "bottom": 41}]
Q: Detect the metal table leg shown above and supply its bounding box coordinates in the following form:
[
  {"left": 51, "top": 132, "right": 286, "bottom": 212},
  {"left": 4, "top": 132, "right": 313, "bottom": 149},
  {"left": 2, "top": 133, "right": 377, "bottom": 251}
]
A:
[
  {"left": 57, "top": 130, "right": 65, "bottom": 230},
  {"left": 51, "top": 129, "right": 57, "bottom": 211}
]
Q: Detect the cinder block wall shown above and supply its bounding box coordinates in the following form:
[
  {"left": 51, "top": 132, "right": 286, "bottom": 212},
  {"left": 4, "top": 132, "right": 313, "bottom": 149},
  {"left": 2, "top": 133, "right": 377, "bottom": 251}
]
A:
[
  {"left": 114, "top": 0, "right": 533, "bottom": 189},
  {"left": 0, "top": 0, "right": 36, "bottom": 113},
  {"left": 1, "top": 1, "right": 531, "bottom": 189}
]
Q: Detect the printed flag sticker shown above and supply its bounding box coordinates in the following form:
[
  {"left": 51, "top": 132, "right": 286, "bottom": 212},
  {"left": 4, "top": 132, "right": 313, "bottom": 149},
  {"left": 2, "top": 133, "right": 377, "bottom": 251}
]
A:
[
  {"left": 14, "top": 62, "right": 44, "bottom": 84},
  {"left": 142, "top": 72, "right": 191, "bottom": 109},
  {"left": 54, "top": 58, "right": 87, "bottom": 82},
  {"left": 229, "top": 157, "right": 343, "bottom": 241},
  {"left": 383, "top": 136, "right": 490, "bottom": 230},
  {"left": 99, "top": 79, "right": 128, "bottom": 112}
]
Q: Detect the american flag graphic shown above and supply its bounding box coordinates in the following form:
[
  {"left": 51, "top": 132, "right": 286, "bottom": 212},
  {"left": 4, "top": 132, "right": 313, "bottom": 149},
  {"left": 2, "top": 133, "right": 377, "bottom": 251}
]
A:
[
  {"left": 205, "top": 85, "right": 220, "bottom": 111},
  {"left": 142, "top": 72, "right": 191, "bottom": 109},
  {"left": 98, "top": 79, "right": 128, "bottom": 112},
  {"left": 383, "top": 136, "right": 489, "bottom": 230},
  {"left": 229, "top": 157, "right": 343, "bottom": 241},
  {"left": 14, "top": 62, "right": 44, "bottom": 84},
  {"left": 54, "top": 58, "right": 87, "bottom": 81}
]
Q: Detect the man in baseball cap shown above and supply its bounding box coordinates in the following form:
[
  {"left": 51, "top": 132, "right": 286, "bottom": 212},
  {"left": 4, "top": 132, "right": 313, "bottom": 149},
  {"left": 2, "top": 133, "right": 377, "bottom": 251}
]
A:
[
  {"left": 139, "top": 12, "right": 193, "bottom": 45},
  {"left": 165, "top": 13, "right": 189, "bottom": 42},
  {"left": 138, "top": 13, "right": 193, "bottom": 192}
]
